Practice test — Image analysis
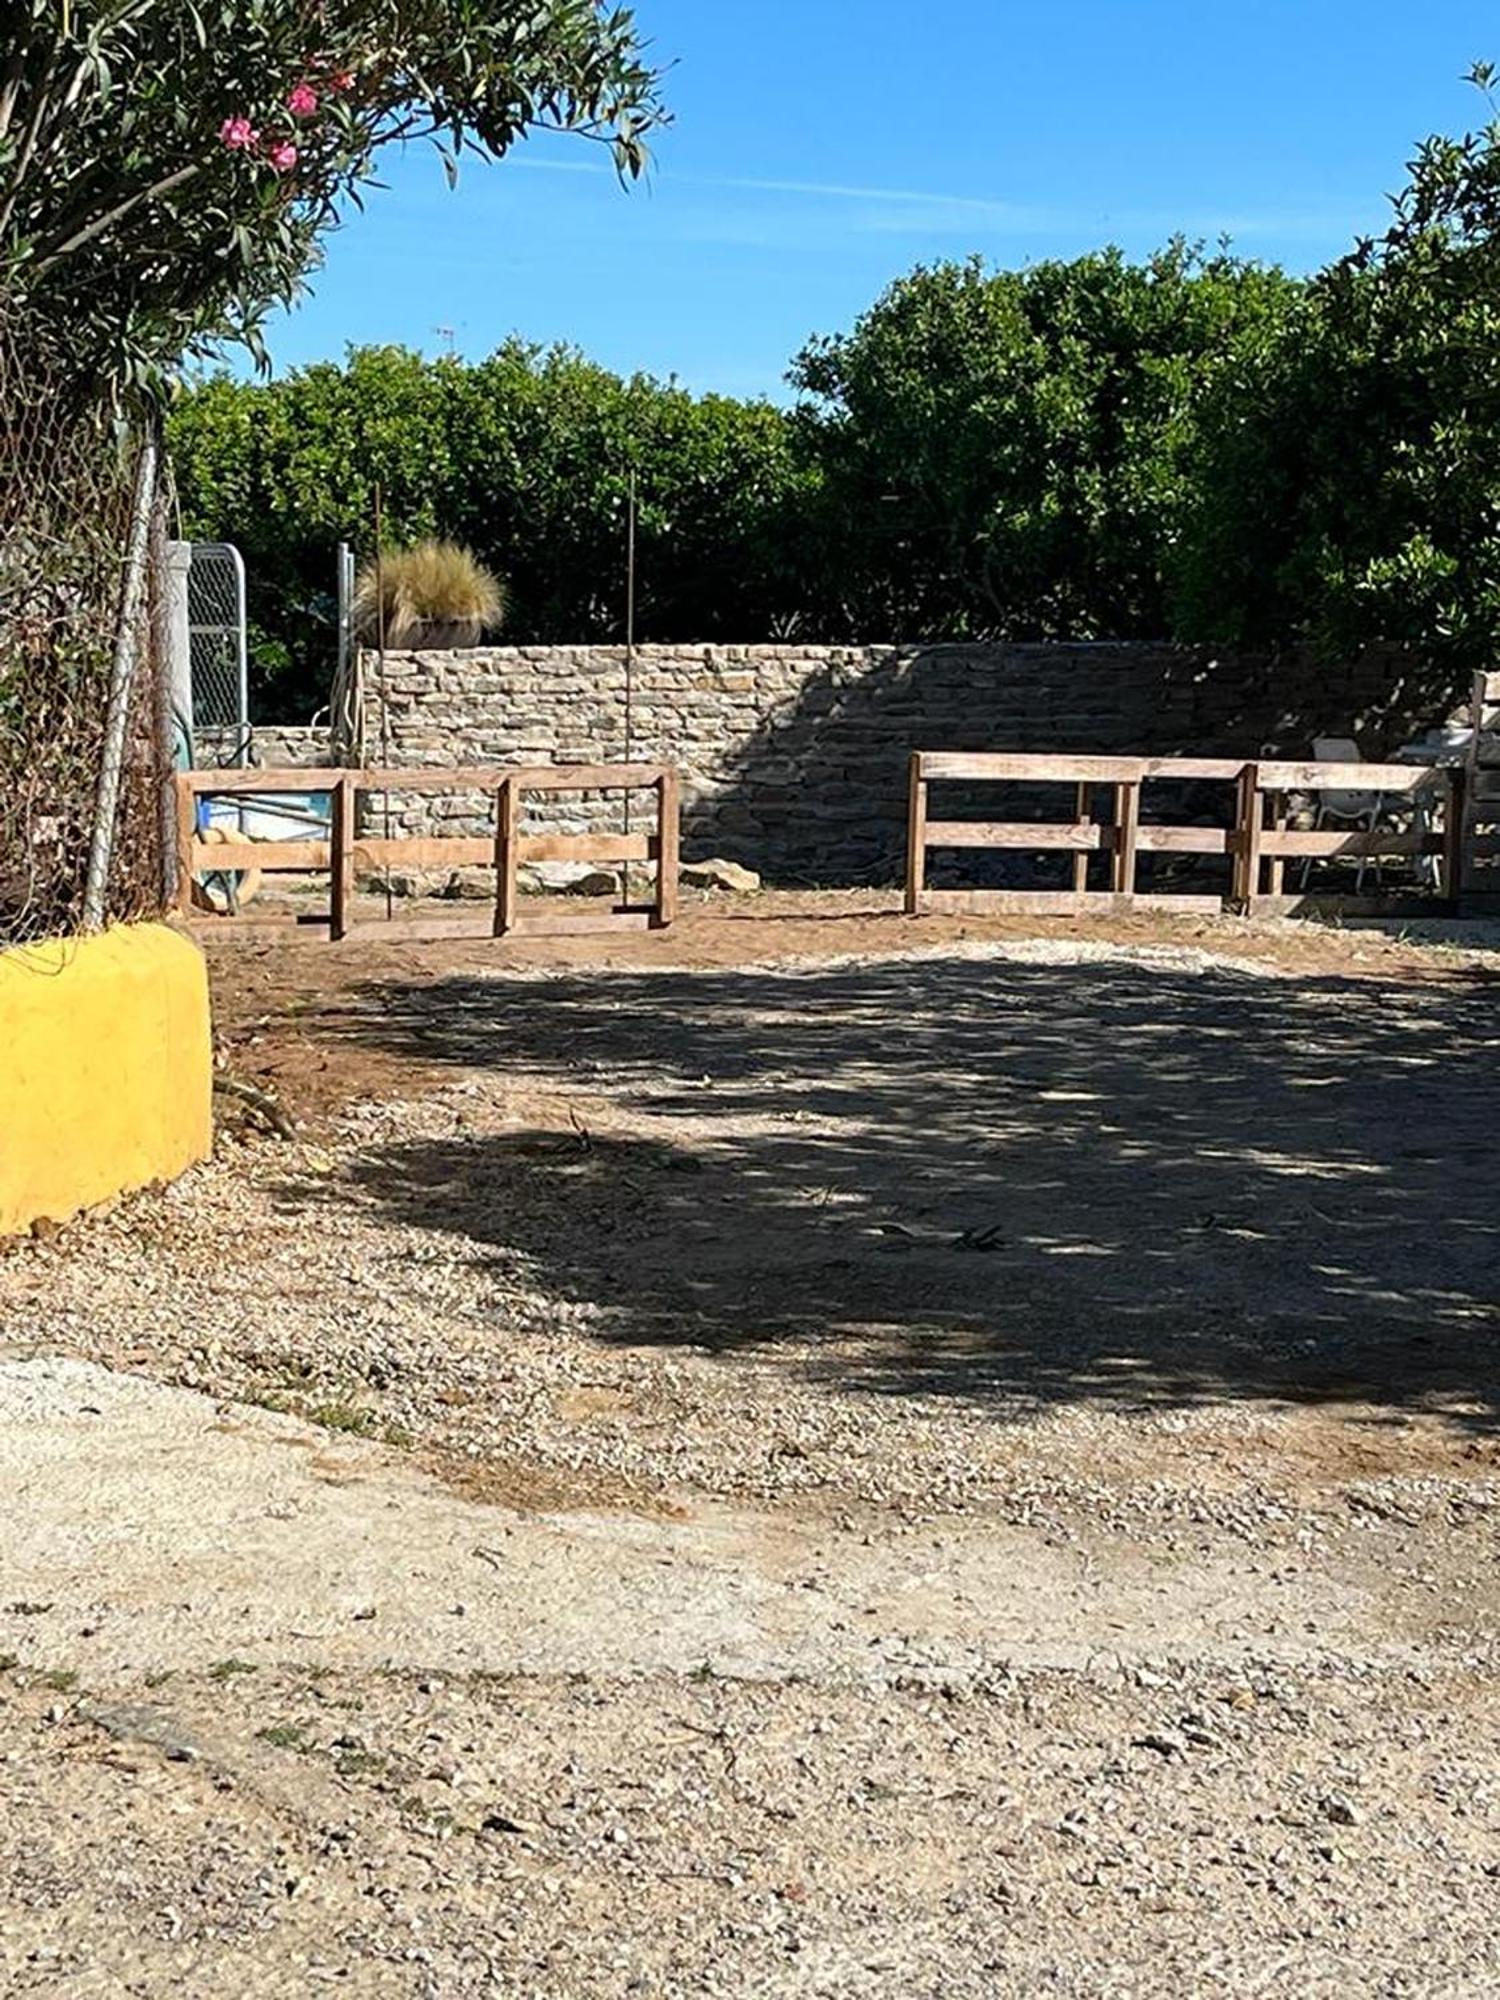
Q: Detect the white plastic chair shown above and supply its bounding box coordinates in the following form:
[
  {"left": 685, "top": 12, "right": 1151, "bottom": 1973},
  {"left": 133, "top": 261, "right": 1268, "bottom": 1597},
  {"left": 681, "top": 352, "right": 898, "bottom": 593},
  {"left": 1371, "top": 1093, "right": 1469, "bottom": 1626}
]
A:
[{"left": 1300, "top": 737, "right": 1390, "bottom": 893}]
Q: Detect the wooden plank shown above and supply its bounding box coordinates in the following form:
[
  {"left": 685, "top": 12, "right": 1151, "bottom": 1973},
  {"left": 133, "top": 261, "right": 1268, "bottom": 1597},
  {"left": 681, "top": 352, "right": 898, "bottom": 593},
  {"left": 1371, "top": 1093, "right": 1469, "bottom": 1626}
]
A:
[
  {"left": 351, "top": 837, "right": 495, "bottom": 869},
  {"left": 183, "top": 762, "right": 675, "bottom": 799},
  {"left": 1267, "top": 792, "right": 1287, "bottom": 897},
  {"left": 924, "top": 820, "right": 1106, "bottom": 850},
  {"left": 329, "top": 776, "right": 355, "bottom": 942},
  {"left": 904, "top": 754, "right": 927, "bottom": 915},
  {"left": 185, "top": 914, "right": 333, "bottom": 937},
  {"left": 356, "top": 767, "right": 508, "bottom": 795},
  {"left": 1443, "top": 765, "right": 1468, "bottom": 901},
  {"left": 188, "top": 839, "right": 330, "bottom": 872},
  {"left": 1134, "top": 826, "right": 1232, "bottom": 854},
  {"left": 515, "top": 832, "right": 656, "bottom": 863},
  {"left": 173, "top": 774, "right": 197, "bottom": 915},
  {"left": 179, "top": 767, "right": 348, "bottom": 795},
  {"left": 331, "top": 915, "right": 506, "bottom": 945},
  {"left": 1260, "top": 830, "right": 1442, "bottom": 858},
  {"left": 917, "top": 752, "right": 1146, "bottom": 784},
  {"left": 494, "top": 776, "right": 519, "bottom": 938},
  {"left": 1112, "top": 780, "right": 1141, "bottom": 895},
  {"left": 508, "top": 763, "right": 666, "bottom": 793},
  {"left": 915, "top": 889, "right": 1224, "bottom": 916},
  {"left": 505, "top": 911, "right": 657, "bottom": 939},
  {"left": 1252, "top": 760, "right": 1433, "bottom": 795},
  {"left": 655, "top": 768, "right": 680, "bottom": 930},
  {"left": 1235, "top": 763, "right": 1263, "bottom": 909},
  {"left": 1141, "top": 758, "right": 1253, "bottom": 782}
]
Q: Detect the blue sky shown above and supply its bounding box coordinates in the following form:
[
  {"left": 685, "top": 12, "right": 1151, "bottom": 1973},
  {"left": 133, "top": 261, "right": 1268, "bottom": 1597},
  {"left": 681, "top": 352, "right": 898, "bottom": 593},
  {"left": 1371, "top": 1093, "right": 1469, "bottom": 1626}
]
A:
[{"left": 259, "top": 0, "right": 1500, "bottom": 398}]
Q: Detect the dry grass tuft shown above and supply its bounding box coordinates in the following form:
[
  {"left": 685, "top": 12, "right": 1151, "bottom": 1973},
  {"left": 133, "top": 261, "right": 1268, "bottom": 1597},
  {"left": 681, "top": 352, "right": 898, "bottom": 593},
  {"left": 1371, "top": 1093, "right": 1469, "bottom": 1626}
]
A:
[{"left": 354, "top": 540, "right": 504, "bottom": 648}]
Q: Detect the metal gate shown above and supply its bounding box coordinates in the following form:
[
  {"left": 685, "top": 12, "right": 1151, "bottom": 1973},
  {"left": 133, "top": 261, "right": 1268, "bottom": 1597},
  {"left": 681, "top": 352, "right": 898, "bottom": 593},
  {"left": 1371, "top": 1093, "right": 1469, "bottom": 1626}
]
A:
[{"left": 187, "top": 541, "right": 249, "bottom": 763}]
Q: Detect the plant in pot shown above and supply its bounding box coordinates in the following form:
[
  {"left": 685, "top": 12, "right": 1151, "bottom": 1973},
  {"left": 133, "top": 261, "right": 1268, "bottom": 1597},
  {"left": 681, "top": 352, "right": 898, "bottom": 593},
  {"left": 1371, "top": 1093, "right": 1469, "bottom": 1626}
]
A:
[{"left": 354, "top": 540, "right": 504, "bottom": 649}]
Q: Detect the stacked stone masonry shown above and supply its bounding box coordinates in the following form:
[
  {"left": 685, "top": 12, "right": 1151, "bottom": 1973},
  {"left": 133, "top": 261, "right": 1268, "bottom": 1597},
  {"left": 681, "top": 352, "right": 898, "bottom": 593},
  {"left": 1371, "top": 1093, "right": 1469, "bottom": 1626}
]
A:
[{"left": 231, "top": 644, "right": 1447, "bottom": 885}]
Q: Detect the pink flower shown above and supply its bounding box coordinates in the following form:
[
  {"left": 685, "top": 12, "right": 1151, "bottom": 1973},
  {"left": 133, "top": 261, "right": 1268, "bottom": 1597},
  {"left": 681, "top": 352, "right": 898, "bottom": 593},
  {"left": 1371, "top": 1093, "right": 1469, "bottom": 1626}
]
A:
[
  {"left": 329, "top": 70, "right": 356, "bottom": 94},
  {"left": 219, "top": 116, "right": 258, "bottom": 151},
  {"left": 287, "top": 82, "right": 318, "bottom": 117},
  {"left": 264, "top": 140, "right": 299, "bottom": 174}
]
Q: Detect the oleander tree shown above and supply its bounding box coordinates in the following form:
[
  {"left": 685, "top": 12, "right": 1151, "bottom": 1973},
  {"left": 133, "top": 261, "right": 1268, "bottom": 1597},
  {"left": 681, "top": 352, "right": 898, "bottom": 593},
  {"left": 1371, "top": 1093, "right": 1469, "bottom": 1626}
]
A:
[{"left": 0, "top": 1, "right": 664, "bottom": 396}]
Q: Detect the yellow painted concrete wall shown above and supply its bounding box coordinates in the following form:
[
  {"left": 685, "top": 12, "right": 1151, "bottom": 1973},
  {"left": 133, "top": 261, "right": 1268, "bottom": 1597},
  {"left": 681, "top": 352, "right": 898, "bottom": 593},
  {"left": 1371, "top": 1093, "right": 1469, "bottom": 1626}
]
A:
[{"left": 0, "top": 924, "right": 212, "bottom": 1236}]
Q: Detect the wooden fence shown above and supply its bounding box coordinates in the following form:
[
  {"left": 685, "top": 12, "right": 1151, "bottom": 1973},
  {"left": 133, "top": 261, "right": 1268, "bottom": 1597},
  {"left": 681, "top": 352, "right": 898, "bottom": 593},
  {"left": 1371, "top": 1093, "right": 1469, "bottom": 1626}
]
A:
[
  {"left": 905, "top": 753, "right": 1468, "bottom": 916},
  {"left": 173, "top": 764, "right": 679, "bottom": 941}
]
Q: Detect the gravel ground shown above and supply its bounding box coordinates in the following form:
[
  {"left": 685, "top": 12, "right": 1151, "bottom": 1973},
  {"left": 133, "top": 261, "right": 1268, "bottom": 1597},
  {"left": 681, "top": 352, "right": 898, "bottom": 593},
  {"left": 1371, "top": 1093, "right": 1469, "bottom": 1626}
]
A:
[{"left": 2, "top": 926, "right": 1499, "bottom": 1994}]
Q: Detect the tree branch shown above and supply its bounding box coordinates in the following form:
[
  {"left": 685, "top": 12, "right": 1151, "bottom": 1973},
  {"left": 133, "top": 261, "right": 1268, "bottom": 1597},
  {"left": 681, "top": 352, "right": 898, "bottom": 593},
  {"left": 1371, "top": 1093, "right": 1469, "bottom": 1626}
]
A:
[{"left": 31, "top": 162, "right": 203, "bottom": 277}]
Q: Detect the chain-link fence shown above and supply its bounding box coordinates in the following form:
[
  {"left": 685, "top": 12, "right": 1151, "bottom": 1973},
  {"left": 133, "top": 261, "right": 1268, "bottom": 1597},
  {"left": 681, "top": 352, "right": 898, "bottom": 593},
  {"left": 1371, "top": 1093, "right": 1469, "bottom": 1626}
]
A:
[{"left": 0, "top": 301, "right": 166, "bottom": 946}]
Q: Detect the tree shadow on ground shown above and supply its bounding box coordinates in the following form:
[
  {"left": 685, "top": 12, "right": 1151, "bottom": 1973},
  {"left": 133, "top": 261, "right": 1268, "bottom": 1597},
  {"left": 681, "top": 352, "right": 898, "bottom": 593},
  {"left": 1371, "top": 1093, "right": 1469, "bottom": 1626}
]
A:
[{"left": 331, "top": 952, "right": 1500, "bottom": 1426}]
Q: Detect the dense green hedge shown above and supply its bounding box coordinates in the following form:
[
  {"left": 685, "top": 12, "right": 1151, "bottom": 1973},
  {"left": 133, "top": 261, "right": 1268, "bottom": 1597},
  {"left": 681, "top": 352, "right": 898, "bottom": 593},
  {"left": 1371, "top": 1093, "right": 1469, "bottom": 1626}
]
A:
[
  {"left": 169, "top": 247, "right": 1302, "bottom": 717},
  {"left": 169, "top": 340, "right": 811, "bottom": 715},
  {"left": 170, "top": 140, "right": 1500, "bottom": 724}
]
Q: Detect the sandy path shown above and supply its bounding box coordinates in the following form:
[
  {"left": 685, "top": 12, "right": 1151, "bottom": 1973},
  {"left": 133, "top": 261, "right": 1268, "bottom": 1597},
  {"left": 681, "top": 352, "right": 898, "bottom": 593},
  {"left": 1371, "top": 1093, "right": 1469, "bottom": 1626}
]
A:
[{"left": 0, "top": 1355, "right": 1440, "bottom": 1686}]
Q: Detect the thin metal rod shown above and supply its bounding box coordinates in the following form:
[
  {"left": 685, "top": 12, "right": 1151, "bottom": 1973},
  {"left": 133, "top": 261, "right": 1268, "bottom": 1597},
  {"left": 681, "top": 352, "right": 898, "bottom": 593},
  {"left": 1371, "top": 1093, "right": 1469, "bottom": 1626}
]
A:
[
  {"left": 149, "top": 483, "right": 178, "bottom": 908},
  {"left": 623, "top": 468, "right": 636, "bottom": 835},
  {"left": 83, "top": 427, "right": 158, "bottom": 932},
  {"left": 374, "top": 485, "right": 394, "bottom": 923}
]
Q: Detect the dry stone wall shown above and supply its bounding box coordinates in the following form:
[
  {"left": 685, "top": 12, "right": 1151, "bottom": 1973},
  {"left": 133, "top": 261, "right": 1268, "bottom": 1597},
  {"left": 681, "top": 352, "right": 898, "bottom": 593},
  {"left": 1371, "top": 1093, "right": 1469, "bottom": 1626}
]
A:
[
  {"left": 196, "top": 723, "right": 332, "bottom": 770},
  {"left": 348, "top": 642, "right": 1443, "bottom": 885}
]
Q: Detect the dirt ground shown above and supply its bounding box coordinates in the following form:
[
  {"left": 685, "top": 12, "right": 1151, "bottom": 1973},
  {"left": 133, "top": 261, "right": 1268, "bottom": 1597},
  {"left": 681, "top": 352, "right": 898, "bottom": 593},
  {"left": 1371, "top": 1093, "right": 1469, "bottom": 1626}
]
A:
[{"left": 2, "top": 892, "right": 1498, "bottom": 1996}]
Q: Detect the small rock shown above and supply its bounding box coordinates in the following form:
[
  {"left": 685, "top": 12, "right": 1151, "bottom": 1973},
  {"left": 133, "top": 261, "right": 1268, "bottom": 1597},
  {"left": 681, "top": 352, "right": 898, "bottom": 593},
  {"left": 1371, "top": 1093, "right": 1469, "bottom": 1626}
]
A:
[
  {"left": 1133, "top": 1731, "right": 1188, "bottom": 1759},
  {"left": 570, "top": 869, "right": 624, "bottom": 897},
  {"left": 680, "top": 857, "right": 761, "bottom": 893},
  {"left": 516, "top": 860, "right": 622, "bottom": 897},
  {"left": 439, "top": 869, "right": 494, "bottom": 902},
  {"left": 1321, "top": 1792, "right": 1362, "bottom": 1827}
]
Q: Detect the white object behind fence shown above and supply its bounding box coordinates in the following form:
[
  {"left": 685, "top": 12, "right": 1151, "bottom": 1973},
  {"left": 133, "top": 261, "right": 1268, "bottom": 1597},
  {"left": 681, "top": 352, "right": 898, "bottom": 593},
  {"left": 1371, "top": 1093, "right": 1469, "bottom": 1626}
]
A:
[{"left": 187, "top": 542, "right": 249, "bottom": 764}]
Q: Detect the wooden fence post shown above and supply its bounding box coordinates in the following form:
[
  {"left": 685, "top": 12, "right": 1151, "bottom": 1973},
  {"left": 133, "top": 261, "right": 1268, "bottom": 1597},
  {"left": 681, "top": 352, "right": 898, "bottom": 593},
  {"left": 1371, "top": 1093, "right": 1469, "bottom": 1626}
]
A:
[
  {"left": 493, "top": 774, "right": 519, "bottom": 937},
  {"left": 1267, "top": 790, "right": 1287, "bottom": 898},
  {"left": 1441, "top": 764, "right": 1468, "bottom": 905},
  {"left": 1112, "top": 779, "right": 1140, "bottom": 898},
  {"left": 905, "top": 753, "right": 927, "bottom": 914},
  {"left": 654, "top": 768, "right": 680, "bottom": 929},
  {"left": 1073, "top": 782, "right": 1092, "bottom": 894},
  {"left": 1235, "top": 763, "right": 1264, "bottom": 912},
  {"left": 330, "top": 774, "right": 355, "bottom": 941},
  {"left": 172, "top": 774, "right": 196, "bottom": 916}
]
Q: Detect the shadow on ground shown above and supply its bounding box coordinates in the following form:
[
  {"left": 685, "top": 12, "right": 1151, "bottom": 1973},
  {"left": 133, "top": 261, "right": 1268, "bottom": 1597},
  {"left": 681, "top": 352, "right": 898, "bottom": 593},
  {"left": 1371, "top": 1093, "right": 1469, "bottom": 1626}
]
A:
[{"left": 330, "top": 951, "right": 1500, "bottom": 1425}]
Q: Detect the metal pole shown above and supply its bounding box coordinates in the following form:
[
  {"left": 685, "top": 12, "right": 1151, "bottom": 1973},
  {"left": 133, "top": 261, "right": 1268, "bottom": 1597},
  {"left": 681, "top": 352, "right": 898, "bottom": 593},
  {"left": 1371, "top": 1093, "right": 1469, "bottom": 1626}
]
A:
[
  {"left": 374, "top": 486, "right": 394, "bottom": 923},
  {"left": 623, "top": 468, "right": 636, "bottom": 834},
  {"left": 149, "top": 493, "right": 179, "bottom": 909},
  {"left": 82, "top": 426, "right": 158, "bottom": 932},
  {"left": 228, "top": 542, "right": 249, "bottom": 764}
]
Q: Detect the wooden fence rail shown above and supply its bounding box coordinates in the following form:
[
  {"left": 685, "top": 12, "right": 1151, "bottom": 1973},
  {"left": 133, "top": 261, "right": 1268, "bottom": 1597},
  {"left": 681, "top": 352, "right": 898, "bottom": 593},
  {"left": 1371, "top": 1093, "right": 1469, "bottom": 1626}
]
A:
[
  {"left": 905, "top": 752, "right": 1468, "bottom": 916},
  {"left": 173, "top": 764, "right": 679, "bottom": 941}
]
